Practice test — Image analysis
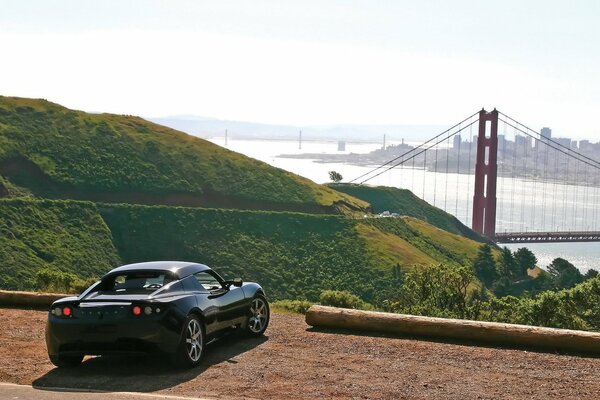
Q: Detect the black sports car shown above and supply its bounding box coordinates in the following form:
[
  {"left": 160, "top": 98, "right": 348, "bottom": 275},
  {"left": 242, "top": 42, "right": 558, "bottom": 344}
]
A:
[{"left": 45, "top": 261, "right": 269, "bottom": 368}]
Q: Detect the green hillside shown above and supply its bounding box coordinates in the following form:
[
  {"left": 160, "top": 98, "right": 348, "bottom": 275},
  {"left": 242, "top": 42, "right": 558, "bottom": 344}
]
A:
[
  {"left": 329, "top": 183, "right": 489, "bottom": 243},
  {"left": 0, "top": 198, "right": 486, "bottom": 303},
  {"left": 0, "top": 199, "right": 120, "bottom": 290},
  {"left": 0, "top": 96, "right": 367, "bottom": 214},
  {"left": 99, "top": 203, "right": 488, "bottom": 302}
]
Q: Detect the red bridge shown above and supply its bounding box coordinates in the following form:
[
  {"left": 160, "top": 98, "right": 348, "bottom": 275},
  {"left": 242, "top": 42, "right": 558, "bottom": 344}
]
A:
[{"left": 350, "top": 109, "right": 600, "bottom": 243}]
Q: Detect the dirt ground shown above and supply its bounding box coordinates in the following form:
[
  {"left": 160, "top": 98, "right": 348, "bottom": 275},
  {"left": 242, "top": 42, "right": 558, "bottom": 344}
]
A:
[{"left": 1, "top": 307, "right": 600, "bottom": 400}]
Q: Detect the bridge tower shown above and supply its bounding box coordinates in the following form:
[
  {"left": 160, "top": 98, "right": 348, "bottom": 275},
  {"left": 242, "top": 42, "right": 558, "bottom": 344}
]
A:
[{"left": 472, "top": 109, "right": 499, "bottom": 239}]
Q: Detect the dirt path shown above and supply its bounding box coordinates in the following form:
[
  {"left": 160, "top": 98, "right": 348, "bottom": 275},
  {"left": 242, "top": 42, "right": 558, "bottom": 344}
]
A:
[{"left": 1, "top": 308, "right": 599, "bottom": 399}]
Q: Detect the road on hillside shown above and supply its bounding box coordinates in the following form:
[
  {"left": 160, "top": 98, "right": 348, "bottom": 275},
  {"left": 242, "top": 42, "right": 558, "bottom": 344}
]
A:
[{"left": 1, "top": 308, "right": 599, "bottom": 399}]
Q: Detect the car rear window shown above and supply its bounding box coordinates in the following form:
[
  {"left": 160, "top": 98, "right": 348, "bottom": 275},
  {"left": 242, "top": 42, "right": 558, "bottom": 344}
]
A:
[{"left": 100, "top": 271, "right": 176, "bottom": 294}]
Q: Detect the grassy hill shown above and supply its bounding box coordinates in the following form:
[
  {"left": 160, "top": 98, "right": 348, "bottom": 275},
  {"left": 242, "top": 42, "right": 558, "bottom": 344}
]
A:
[
  {"left": 329, "top": 183, "right": 489, "bottom": 243},
  {"left": 0, "top": 96, "right": 367, "bottom": 214},
  {"left": 0, "top": 199, "right": 120, "bottom": 290},
  {"left": 0, "top": 198, "right": 486, "bottom": 303}
]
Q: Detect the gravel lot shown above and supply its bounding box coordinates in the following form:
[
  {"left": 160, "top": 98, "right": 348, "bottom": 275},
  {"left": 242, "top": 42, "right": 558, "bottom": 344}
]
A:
[{"left": 1, "top": 307, "right": 600, "bottom": 399}]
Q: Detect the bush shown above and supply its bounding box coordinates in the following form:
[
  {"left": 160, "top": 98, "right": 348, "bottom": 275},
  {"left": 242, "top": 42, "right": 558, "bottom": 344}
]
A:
[
  {"left": 35, "top": 267, "right": 96, "bottom": 294},
  {"left": 271, "top": 299, "right": 313, "bottom": 314},
  {"left": 319, "top": 290, "right": 372, "bottom": 310}
]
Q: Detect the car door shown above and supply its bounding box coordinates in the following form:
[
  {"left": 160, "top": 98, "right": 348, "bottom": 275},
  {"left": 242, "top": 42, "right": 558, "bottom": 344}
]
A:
[{"left": 193, "top": 271, "right": 246, "bottom": 333}]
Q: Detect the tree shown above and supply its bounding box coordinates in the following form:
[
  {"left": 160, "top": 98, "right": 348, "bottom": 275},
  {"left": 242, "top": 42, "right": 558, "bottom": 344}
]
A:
[
  {"left": 328, "top": 171, "right": 343, "bottom": 183},
  {"left": 514, "top": 247, "right": 537, "bottom": 277},
  {"left": 498, "top": 247, "right": 518, "bottom": 279},
  {"left": 547, "top": 257, "right": 583, "bottom": 290},
  {"left": 472, "top": 244, "right": 498, "bottom": 288},
  {"left": 584, "top": 269, "right": 599, "bottom": 280}
]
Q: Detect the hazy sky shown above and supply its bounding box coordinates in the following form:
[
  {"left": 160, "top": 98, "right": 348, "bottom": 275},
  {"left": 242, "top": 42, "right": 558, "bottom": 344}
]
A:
[{"left": 1, "top": 1, "right": 599, "bottom": 139}]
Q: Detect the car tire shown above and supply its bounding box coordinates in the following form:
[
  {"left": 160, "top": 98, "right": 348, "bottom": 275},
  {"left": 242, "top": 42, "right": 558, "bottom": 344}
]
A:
[
  {"left": 49, "top": 354, "right": 83, "bottom": 368},
  {"left": 173, "top": 314, "right": 205, "bottom": 368},
  {"left": 246, "top": 294, "right": 270, "bottom": 337}
]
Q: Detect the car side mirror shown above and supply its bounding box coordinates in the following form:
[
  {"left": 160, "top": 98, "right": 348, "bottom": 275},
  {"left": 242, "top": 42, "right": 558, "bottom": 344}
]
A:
[{"left": 225, "top": 278, "right": 243, "bottom": 288}]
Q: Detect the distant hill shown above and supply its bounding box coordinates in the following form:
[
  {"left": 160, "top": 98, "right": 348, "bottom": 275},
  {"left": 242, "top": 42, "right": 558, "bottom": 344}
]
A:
[
  {"left": 328, "top": 183, "right": 490, "bottom": 244},
  {"left": 149, "top": 115, "right": 445, "bottom": 143},
  {"left": 0, "top": 96, "right": 367, "bottom": 214}
]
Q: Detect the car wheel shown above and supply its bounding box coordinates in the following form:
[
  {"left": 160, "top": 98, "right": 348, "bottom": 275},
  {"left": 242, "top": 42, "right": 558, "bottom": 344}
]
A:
[
  {"left": 246, "top": 295, "right": 270, "bottom": 337},
  {"left": 173, "top": 314, "right": 205, "bottom": 368},
  {"left": 49, "top": 354, "right": 83, "bottom": 368}
]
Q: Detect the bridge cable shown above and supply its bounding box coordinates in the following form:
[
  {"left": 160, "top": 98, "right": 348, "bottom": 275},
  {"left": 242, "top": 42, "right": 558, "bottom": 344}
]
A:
[
  {"left": 411, "top": 144, "right": 416, "bottom": 194},
  {"left": 466, "top": 122, "right": 473, "bottom": 225},
  {"left": 573, "top": 160, "right": 579, "bottom": 231},
  {"left": 551, "top": 144, "right": 559, "bottom": 230},
  {"left": 541, "top": 142, "right": 549, "bottom": 229},
  {"left": 455, "top": 126, "right": 461, "bottom": 218},
  {"left": 444, "top": 132, "right": 450, "bottom": 211},
  {"left": 510, "top": 124, "right": 518, "bottom": 231},
  {"left": 347, "top": 111, "right": 480, "bottom": 184},
  {"left": 583, "top": 164, "right": 589, "bottom": 230},
  {"left": 520, "top": 129, "right": 527, "bottom": 231},
  {"left": 357, "top": 119, "right": 478, "bottom": 186},
  {"left": 594, "top": 170, "right": 600, "bottom": 230},
  {"left": 433, "top": 147, "right": 438, "bottom": 206},
  {"left": 562, "top": 151, "right": 571, "bottom": 231},
  {"left": 531, "top": 135, "right": 539, "bottom": 231},
  {"left": 422, "top": 150, "right": 427, "bottom": 200}
]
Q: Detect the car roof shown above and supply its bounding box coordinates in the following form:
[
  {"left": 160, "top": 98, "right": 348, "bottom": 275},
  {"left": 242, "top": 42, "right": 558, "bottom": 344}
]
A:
[{"left": 106, "top": 261, "right": 210, "bottom": 279}]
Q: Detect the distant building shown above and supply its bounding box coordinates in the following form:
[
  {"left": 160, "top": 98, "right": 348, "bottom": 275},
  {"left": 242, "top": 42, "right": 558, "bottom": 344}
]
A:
[
  {"left": 515, "top": 135, "right": 532, "bottom": 151},
  {"left": 536, "top": 127, "right": 551, "bottom": 148},
  {"left": 554, "top": 138, "right": 572, "bottom": 148},
  {"left": 541, "top": 127, "right": 552, "bottom": 139},
  {"left": 337, "top": 141, "right": 346, "bottom": 151},
  {"left": 453, "top": 135, "right": 461, "bottom": 149}
]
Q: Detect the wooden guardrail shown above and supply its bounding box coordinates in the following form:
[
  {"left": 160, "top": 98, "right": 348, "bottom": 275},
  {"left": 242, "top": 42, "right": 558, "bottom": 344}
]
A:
[
  {"left": 0, "top": 290, "right": 69, "bottom": 309},
  {"left": 306, "top": 305, "right": 600, "bottom": 354}
]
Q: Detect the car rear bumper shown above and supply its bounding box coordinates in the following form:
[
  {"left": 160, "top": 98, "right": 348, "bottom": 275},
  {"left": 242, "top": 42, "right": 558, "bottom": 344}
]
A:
[{"left": 46, "top": 315, "right": 181, "bottom": 357}]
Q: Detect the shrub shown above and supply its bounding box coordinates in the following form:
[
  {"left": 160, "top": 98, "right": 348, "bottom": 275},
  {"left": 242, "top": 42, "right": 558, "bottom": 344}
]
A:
[
  {"left": 271, "top": 299, "right": 313, "bottom": 314},
  {"left": 319, "top": 290, "right": 372, "bottom": 310}
]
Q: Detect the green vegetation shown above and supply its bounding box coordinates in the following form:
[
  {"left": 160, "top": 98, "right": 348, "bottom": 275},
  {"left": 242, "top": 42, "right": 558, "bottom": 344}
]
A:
[
  {"left": 319, "top": 289, "right": 373, "bottom": 310},
  {"left": 99, "top": 203, "right": 481, "bottom": 303},
  {"left": 35, "top": 267, "right": 97, "bottom": 294},
  {"left": 271, "top": 299, "right": 313, "bottom": 314},
  {"left": 0, "top": 96, "right": 367, "bottom": 214},
  {"left": 0, "top": 197, "right": 485, "bottom": 305},
  {"left": 390, "top": 245, "right": 600, "bottom": 331},
  {"left": 0, "top": 199, "right": 120, "bottom": 290},
  {"left": 329, "top": 183, "right": 489, "bottom": 243}
]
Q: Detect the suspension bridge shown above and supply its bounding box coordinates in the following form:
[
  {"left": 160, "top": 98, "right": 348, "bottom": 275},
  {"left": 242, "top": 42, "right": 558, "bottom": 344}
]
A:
[{"left": 349, "top": 109, "right": 600, "bottom": 243}]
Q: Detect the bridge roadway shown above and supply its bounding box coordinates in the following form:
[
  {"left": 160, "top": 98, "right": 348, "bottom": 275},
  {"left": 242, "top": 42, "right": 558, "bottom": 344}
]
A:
[{"left": 495, "top": 231, "right": 600, "bottom": 243}]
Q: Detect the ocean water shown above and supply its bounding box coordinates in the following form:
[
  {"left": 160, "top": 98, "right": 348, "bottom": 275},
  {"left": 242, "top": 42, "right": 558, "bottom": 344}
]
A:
[{"left": 209, "top": 137, "right": 600, "bottom": 272}]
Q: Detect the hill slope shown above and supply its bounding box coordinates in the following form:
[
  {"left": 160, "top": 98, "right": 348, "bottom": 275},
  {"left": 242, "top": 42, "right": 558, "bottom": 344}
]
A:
[
  {"left": 329, "top": 183, "right": 489, "bottom": 243},
  {"left": 0, "top": 96, "right": 367, "bottom": 214},
  {"left": 0, "top": 198, "right": 486, "bottom": 302},
  {"left": 0, "top": 199, "right": 120, "bottom": 289}
]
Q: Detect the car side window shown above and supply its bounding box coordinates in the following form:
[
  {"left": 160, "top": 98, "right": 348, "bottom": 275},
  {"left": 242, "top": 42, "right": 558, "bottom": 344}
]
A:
[
  {"left": 181, "top": 275, "right": 205, "bottom": 292},
  {"left": 194, "top": 271, "right": 223, "bottom": 291}
]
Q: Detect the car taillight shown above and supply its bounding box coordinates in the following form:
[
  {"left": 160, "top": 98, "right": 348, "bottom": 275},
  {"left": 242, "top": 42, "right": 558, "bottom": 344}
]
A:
[
  {"left": 51, "top": 305, "right": 73, "bottom": 317},
  {"left": 132, "top": 305, "right": 142, "bottom": 316}
]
